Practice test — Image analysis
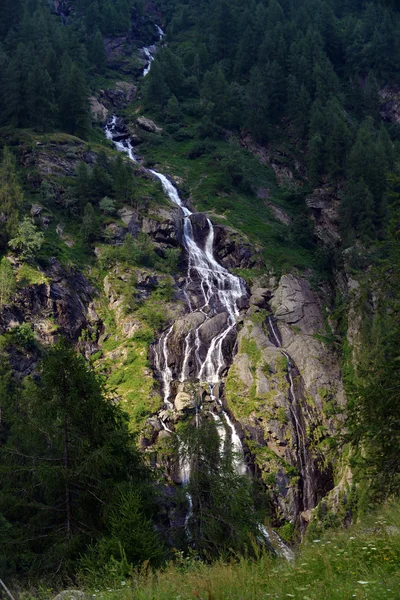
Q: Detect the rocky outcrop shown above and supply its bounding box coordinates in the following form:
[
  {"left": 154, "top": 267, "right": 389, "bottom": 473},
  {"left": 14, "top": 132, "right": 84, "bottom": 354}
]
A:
[
  {"left": 270, "top": 274, "right": 324, "bottom": 335},
  {"left": 225, "top": 274, "right": 345, "bottom": 524},
  {"left": 0, "top": 260, "right": 101, "bottom": 376},
  {"left": 0, "top": 259, "right": 101, "bottom": 343},
  {"left": 136, "top": 116, "right": 163, "bottom": 134},
  {"left": 99, "top": 81, "right": 137, "bottom": 109},
  {"left": 212, "top": 222, "right": 260, "bottom": 270},
  {"left": 90, "top": 97, "right": 109, "bottom": 123},
  {"left": 379, "top": 85, "right": 400, "bottom": 124},
  {"left": 142, "top": 206, "right": 183, "bottom": 247},
  {"left": 306, "top": 186, "right": 341, "bottom": 248}
]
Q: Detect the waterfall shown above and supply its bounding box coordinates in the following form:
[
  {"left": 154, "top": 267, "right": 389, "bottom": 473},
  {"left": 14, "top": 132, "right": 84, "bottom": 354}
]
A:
[
  {"left": 268, "top": 318, "right": 313, "bottom": 511},
  {"left": 104, "top": 33, "right": 294, "bottom": 558},
  {"left": 143, "top": 25, "right": 165, "bottom": 77}
]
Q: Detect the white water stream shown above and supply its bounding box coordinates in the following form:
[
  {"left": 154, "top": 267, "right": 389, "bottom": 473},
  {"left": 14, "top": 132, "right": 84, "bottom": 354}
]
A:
[
  {"left": 268, "top": 317, "right": 312, "bottom": 511},
  {"left": 104, "top": 33, "right": 293, "bottom": 557}
]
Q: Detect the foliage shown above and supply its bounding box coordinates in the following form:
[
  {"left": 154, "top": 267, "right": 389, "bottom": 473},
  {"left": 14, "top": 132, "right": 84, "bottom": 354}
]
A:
[
  {"left": 0, "top": 341, "right": 156, "bottom": 579},
  {"left": 347, "top": 171, "right": 400, "bottom": 501},
  {"left": 0, "top": 258, "right": 16, "bottom": 307},
  {"left": 8, "top": 218, "right": 44, "bottom": 260},
  {"left": 100, "top": 197, "right": 117, "bottom": 215},
  {"left": 11, "top": 323, "right": 36, "bottom": 349},
  {"left": 82, "top": 502, "right": 400, "bottom": 600},
  {"left": 0, "top": 147, "right": 24, "bottom": 248},
  {"left": 179, "top": 420, "right": 263, "bottom": 559}
]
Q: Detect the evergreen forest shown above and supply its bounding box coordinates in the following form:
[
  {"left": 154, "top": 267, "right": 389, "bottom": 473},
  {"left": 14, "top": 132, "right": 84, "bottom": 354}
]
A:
[{"left": 0, "top": 1, "right": 400, "bottom": 598}]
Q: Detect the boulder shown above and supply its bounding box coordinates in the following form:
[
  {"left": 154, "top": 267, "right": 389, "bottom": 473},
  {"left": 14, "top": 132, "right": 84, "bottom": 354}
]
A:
[
  {"left": 89, "top": 96, "right": 109, "bottom": 124},
  {"left": 197, "top": 313, "right": 228, "bottom": 344},
  {"left": 53, "top": 592, "right": 88, "bottom": 600},
  {"left": 136, "top": 116, "right": 163, "bottom": 134},
  {"left": 175, "top": 391, "right": 193, "bottom": 411},
  {"left": 31, "top": 204, "right": 43, "bottom": 217},
  {"left": 249, "top": 288, "right": 271, "bottom": 308}
]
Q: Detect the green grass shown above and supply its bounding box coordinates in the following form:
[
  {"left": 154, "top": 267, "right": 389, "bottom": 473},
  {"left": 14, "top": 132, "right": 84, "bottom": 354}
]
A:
[
  {"left": 79, "top": 502, "right": 400, "bottom": 600},
  {"left": 121, "top": 113, "right": 315, "bottom": 273},
  {"left": 16, "top": 263, "right": 49, "bottom": 286}
]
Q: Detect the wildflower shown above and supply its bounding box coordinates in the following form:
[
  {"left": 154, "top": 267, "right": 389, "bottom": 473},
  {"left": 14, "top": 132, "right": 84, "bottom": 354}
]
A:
[
  {"left": 357, "top": 581, "right": 369, "bottom": 585},
  {"left": 313, "top": 539, "right": 321, "bottom": 543}
]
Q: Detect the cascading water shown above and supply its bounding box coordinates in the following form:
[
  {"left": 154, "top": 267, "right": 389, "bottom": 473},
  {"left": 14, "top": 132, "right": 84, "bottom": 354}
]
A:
[
  {"left": 268, "top": 317, "right": 313, "bottom": 511},
  {"left": 104, "top": 32, "right": 293, "bottom": 558},
  {"left": 142, "top": 24, "right": 165, "bottom": 77}
]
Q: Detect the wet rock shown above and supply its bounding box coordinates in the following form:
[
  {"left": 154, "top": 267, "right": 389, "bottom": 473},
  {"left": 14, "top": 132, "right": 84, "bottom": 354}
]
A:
[
  {"left": 136, "top": 116, "right": 163, "bottom": 134},
  {"left": 189, "top": 213, "right": 211, "bottom": 248},
  {"left": 197, "top": 313, "right": 228, "bottom": 344}
]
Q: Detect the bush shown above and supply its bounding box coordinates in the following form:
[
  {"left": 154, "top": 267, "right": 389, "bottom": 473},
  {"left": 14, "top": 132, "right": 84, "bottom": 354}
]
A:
[
  {"left": 12, "top": 323, "right": 35, "bottom": 349},
  {"left": 8, "top": 217, "right": 44, "bottom": 260},
  {"left": 186, "top": 141, "right": 216, "bottom": 160}
]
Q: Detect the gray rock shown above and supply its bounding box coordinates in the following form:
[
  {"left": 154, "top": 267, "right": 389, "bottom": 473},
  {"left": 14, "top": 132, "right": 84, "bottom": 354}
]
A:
[
  {"left": 271, "top": 274, "right": 324, "bottom": 335},
  {"left": 53, "top": 591, "right": 88, "bottom": 600},
  {"left": 31, "top": 204, "right": 43, "bottom": 217},
  {"left": 197, "top": 313, "right": 228, "bottom": 344},
  {"left": 89, "top": 96, "right": 109, "bottom": 123},
  {"left": 101, "top": 81, "right": 137, "bottom": 109},
  {"left": 249, "top": 288, "right": 271, "bottom": 308},
  {"left": 136, "top": 116, "right": 163, "bottom": 134}
]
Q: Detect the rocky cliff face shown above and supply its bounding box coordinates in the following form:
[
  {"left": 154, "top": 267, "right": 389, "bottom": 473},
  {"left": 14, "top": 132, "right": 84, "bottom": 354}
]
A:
[
  {"left": 225, "top": 274, "right": 345, "bottom": 524},
  {"left": 118, "top": 200, "right": 348, "bottom": 527},
  {"left": 0, "top": 259, "right": 101, "bottom": 377}
]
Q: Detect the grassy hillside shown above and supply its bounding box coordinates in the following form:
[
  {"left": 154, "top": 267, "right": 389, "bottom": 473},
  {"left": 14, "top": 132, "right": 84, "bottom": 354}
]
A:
[{"left": 79, "top": 503, "right": 400, "bottom": 600}]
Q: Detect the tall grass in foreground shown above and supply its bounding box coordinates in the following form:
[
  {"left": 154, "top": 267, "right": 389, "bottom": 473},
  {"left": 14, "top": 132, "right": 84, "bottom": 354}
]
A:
[{"left": 84, "top": 503, "right": 400, "bottom": 600}]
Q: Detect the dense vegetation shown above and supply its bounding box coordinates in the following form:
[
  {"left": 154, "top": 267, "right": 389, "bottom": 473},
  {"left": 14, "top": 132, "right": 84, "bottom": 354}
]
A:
[{"left": 0, "top": 0, "right": 400, "bottom": 594}]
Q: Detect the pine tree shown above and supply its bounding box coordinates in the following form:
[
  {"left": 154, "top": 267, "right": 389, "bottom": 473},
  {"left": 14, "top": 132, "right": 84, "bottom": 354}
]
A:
[
  {"left": 0, "top": 147, "right": 24, "bottom": 248},
  {"left": 0, "top": 341, "right": 152, "bottom": 576},
  {"left": 308, "top": 134, "right": 324, "bottom": 186},
  {"left": 26, "top": 59, "right": 55, "bottom": 131},
  {"left": 143, "top": 60, "right": 170, "bottom": 109},
  {"left": 81, "top": 203, "right": 99, "bottom": 243},
  {"left": 90, "top": 29, "right": 106, "bottom": 74},
  {"left": 59, "top": 63, "right": 90, "bottom": 139}
]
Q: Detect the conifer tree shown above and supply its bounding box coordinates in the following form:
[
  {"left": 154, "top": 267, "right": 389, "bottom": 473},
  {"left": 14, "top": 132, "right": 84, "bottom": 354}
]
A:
[
  {"left": 27, "top": 59, "right": 55, "bottom": 131},
  {"left": 90, "top": 29, "right": 107, "bottom": 73},
  {"left": 59, "top": 63, "right": 89, "bottom": 139},
  {"left": 0, "top": 341, "right": 152, "bottom": 576},
  {"left": 0, "top": 147, "right": 24, "bottom": 248}
]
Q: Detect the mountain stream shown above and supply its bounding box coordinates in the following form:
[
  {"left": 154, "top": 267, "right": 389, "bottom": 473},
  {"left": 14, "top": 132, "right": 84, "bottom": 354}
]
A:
[{"left": 104, "top": 27, "right": 293, "bottom": 559}]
